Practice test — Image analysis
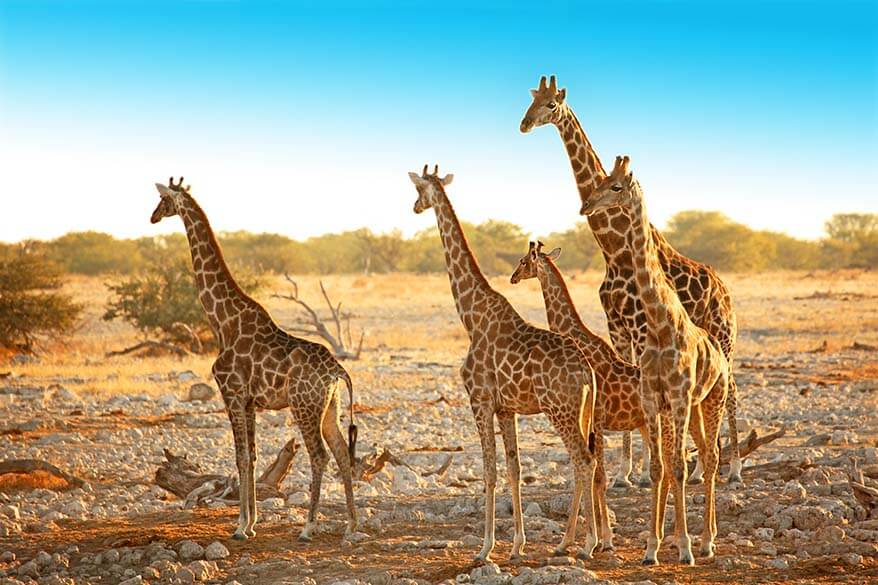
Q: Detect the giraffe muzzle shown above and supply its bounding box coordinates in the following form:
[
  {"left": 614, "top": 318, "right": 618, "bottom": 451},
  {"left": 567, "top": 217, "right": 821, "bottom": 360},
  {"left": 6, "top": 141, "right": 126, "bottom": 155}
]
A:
[{"left": 520, "top": 118, "right": 534, "bottom": 134}]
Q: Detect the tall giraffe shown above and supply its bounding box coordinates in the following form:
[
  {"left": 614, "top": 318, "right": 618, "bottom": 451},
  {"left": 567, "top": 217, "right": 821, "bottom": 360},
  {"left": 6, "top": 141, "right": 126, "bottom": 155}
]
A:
[
  {"left": 589, "top": 156, "right": 729, "bottom": 565},
  {"left": 150, "top": 177, "right": 358, "bottom": 542},
  {"left": 510, "top": 240, "right": 649, "bottom": 550},
  {"left": 520, "top": 75, "right": 742, "bottom": 484},
  {"left": 408, "top": 165, "right": 599, "bottom": 562}
]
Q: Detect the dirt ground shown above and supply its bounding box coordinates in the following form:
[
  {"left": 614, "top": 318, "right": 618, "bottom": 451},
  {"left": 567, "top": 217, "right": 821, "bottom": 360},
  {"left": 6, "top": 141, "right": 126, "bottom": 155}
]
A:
[{"left": 1, "top": 270, "right": 877, "bottom": 584}]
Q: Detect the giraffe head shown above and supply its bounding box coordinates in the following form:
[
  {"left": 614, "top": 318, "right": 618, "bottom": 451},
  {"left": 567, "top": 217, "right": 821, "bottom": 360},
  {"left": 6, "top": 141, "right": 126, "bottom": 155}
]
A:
[
  {"left": 581, "top": 155, "right": 638, "bottom": 216},
  {"left": 510, "top": 241, "right": 561, "bottom": 284},
  {"left": 407, "top": 164, "right": 454, "bottom": 214},
  {"left": 150, "top": 176, "right": 191, "bottom": 224},
  {"left": 520, "top": 75, "right": 567, "bottom": 133}
]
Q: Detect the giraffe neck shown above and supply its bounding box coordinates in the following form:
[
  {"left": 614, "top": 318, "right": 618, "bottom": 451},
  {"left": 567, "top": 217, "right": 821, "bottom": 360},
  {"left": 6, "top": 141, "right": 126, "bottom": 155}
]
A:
[
  {"left": 176, "top": 194, "right": 263, "bottom": 341},
  {"left": 537, "top": 259, "right": 590, "bottom": 337},
  {"left": 626, "top": 183, "right": 684, "bottom": 331},
  {"left": 554, "top": 106, "right": 677, "bottom": 263},
  {"left": 538, "top": 259, "right": 624, "bottom": 372},
  {"left": 431, "top": 189, "right": 493, "bottom": 334}
]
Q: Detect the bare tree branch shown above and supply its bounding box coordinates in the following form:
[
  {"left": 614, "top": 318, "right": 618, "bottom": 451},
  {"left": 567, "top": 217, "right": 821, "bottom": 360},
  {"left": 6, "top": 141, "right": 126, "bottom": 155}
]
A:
[{"left": 272, "top": 275, "right": 365, "bottom": 360}]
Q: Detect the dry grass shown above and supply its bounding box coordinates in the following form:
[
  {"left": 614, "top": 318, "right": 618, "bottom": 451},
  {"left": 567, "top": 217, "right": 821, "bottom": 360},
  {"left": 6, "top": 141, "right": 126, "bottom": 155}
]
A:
[{"left": 4, "top": 269, "right": 878, "bottom": 398}]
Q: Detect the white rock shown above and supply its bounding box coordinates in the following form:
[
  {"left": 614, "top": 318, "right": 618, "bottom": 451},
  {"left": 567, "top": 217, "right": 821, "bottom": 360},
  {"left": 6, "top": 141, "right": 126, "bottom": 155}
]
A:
[
  {"left": 259, "top": 497, "right": 285, "bottom": 510},
  {"left": 782, "top": 480, "right": 806, "bottom": 501},
  {"left": 754, "top": 527, "right": 775, "bottom": 540},
  {"left": 765, "top": 558, "right": 788, "bottom": 570},
  {"left": 188, "top": 560, "right": 217, "bottom": 581},
  {"left": 287, "top": 492, "right": 309, "bottom": 506},
  {"left": 177, "top": 540, "right": 204, "bottom": 561},
  {"left": 524, "top": 502, "right": 543, "bottom": 517},
  {"left": 188, "top": 383, "right": 216, "bottom": 402},
  {"left": 204, "top": 542, "right": 229, "bottom": 560}
]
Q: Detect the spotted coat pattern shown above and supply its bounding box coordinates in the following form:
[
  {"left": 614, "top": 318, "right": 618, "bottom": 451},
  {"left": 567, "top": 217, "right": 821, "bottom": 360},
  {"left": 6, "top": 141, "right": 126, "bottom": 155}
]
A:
[
  {"left": 408, "top": 166, "right": 599, "bottom": 562},
  {"left": 590, "top": 157, "right": 729, "bottom": 566},
  {"left": 519, "top": 76, "right": 742, "bottom": 484},
  {"left": 150, "top": 179, "right": 357, "bottom": 543}
]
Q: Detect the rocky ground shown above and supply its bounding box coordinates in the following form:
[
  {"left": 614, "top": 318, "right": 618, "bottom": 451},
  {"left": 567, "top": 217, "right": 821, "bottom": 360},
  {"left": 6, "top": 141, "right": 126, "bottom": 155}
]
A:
[{"left": 1, "top": 271, "right": 877, "bottom": 584}]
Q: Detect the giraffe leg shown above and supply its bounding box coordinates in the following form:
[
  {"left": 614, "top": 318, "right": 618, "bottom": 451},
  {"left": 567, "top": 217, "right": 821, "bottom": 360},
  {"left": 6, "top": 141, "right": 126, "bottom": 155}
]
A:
[
  {"left": 321, "top": 394, "right": 358, "bottom": 537},
  {"left": 724, "top": 374, "right": 743, "bottom": 483},
  {"left": 243, "top": 402, "right": 257, "bottom": 537},
  {"left": 641, "top": 412, "right": 664, "bottom": 565},
  {"left": 472, "top": 403, "right": 498, "bottom": 563},
  {"left": 611, "top": 432, "right": 635, "bottom": 488},
  {"left": 670, "top": 402, "right": 694, "bottom": 565},
  {"left": 226, "top": 405, "right": 251, "bottom": 541},
  {"left": 699, "top": 380, "right": 726, "bottom": 557},
  {"left": 497, "top": 412, "right": 526, "bottom": 559},
  {"left": 296, "top": 407, "right": 329, "bottom": 543},
  {"left": 656, "top": 414, "right": 674, "bottom": 547},
  {"left": 637, "top": 425, "right": 653, "bottom": 487},
  {"left": 594, "top": 430, "right": 614, "bottom": 551},
  {"left": 544, "top": 410, "right": 597, "bottom": 559}
]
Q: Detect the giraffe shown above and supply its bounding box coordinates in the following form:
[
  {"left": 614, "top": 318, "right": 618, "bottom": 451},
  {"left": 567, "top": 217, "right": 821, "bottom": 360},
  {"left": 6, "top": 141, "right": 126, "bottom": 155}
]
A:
[
  {"left": 150, "top": 177, "right": 358, "bottom": 542},
  {"left": 520, "top": 75, "right": 742, "bottom": 485},
  {"left": 510, "top": 240, "right": 649, "bottom": 550},
  {"left": 408, "top": 165, "right": 599, "bottom": 562},
  {"left": 588, "top": 156, "right": 729, "bottom": 565}
]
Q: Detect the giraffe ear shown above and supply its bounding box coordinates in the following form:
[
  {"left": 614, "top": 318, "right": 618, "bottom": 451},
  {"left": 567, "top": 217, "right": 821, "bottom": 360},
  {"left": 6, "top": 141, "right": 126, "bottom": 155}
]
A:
[
  {"left": 546, "top": 247, "right": 561, "bottom": 260},
  {"left": 530, "top": 89, "right": 539, "bottom": 98},
  {"left": 408, "top": 172, "right": 422, "bottom": 185},
  {"left": 557, "top": 88, "right": 566, "bottom": 102},
  {"left": 440, "top": 174, "right": 454, "bottom": 186}
]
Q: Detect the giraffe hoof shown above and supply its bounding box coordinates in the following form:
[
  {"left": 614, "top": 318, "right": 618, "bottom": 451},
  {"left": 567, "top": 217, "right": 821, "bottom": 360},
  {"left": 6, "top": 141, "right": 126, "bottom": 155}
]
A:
[
  {"left": 678, "top": 553, "right": 695, "bottom": 566},
  {"left": 687, "top": 476, "right": 704, "bottom": 485},
  {"left": 641, "top": 557, "right": 658, "bottom": 566},
  {"left": 244, "top": 528, "right": 256, "bottom": 538},
  {"left": 576, "top": 548, "right": 594, "bottom": 560},
  {"left": 231, "top": 531, "right": 248, "bottom": 541},
  {"left": 600, "top": 543, "right": 616, "bottom": 553},
  {"left": 700, "top": 543, "right": 716, "bottom": 558},
  {"left": 638, "top": 477, "right": 653, "bottom": 488},
  {"left": 552, "top": 546, "right": 568, "bottom": 557},
  {"left": 611, "top": 477, "right": 634, "bottom": 489},
  {"left": 297, "top": 533, "right": 312, "bottom": 543}
]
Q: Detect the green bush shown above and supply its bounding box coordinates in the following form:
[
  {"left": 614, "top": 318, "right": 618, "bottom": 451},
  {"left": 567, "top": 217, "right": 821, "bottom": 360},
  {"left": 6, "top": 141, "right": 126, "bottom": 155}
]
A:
[
  {"left": 0, "top": 253, "right": 82, "bottom": 350},
  {"left": 103, "top": 260, "right": 262, "bottom": 351}
]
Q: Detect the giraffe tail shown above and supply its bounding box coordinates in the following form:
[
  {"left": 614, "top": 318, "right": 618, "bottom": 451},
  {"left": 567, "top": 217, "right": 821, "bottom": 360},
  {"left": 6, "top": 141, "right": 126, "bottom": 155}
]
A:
[
  {"left": 581, "top": 362, "right": 598, "bottom": 455},
  {"left": 337, "top": 367, "right": 357, "bottom": 462}
]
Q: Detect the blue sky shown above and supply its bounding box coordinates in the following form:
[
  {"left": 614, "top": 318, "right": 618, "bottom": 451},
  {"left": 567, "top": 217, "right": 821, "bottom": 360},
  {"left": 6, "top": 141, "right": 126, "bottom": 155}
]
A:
[{"left": 1, "top": 0, "right": 876, "bottom": 243}]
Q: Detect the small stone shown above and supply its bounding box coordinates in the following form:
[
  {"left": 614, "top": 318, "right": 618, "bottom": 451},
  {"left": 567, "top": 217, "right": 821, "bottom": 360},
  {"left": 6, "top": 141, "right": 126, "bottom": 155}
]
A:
[
  {"left": 119, "top": 576, "right": 143, "bottom": 585},
  {"left": 188, "top": 560, "right": 217, "bottom": 581},
  {"left": 17, "top": 560, "right": 39, "bottom": 578},
  {"left": 524, "top": 502, "right": 542, "bottom": 517},
  {"left": 187, "top": 383, "right": 216, "bottom": 402},
  {"left": 34, "top": 551, "right": 52, "bottom": 567},
  {"left": 287, "top": 492, "right": 309, "bottom": 506},
  {"left": 765, "top": 558, "right": 788, "bottom": 570},
  {"left": 0, "top": 551, "right": 15, "bottom": 562},
  {"left": 843, "top": 553, "right": 864, "bottom": 566},
  {"left": 345, "top": 531, "right": 370, "bottom": 544},
  {"left": 754, "top": 527, "right": 775, "bottom": 540},
  {"left": 204, "top": 542, "right": 229, "bottom": 561},
  {"left": 0, "top": 505, "right": 20, "bottom": 521},
  {"left": 177, "top": 540, "right": 205, "bottom": 561},
  {"left": 783, "top": 480, "right": 806, "bottom": 501}
]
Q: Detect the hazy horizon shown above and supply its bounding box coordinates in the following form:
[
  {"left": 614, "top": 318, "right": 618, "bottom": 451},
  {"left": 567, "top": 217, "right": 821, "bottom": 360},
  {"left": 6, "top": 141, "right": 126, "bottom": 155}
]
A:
[{"left": 2, "top": 0, "right": 876, "bottom": 244}]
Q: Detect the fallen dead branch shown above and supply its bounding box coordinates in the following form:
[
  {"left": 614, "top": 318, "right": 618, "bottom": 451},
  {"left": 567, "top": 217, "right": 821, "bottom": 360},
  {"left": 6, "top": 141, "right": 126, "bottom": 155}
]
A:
[
  {"left": 155, "top": 439, "right": 298, "bottom": 507},
  {"left": 105, "top": 340, "right": 189, "bottom": 358},
  {"left": 0, "top": 459, "right": 85, "bottom": 489},
  {"left": 351, "top": 447, "right": 453, "bottom": 482},
  {"left": 273, "top": 274, "right": 365, "bottom": 360},
  {"left": 725, "top": 426, "right": 786, "bottom": 463},
  {"left": 848, "top": 460, "right": 878, "bottom": 513},
  {"left": 850, "top": 341, "right": 877, "bottom": 351}
]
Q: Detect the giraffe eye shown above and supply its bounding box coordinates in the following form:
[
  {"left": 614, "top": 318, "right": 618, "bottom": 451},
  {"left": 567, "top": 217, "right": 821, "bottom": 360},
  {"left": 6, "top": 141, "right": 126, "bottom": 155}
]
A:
[
  {"left": 547, "top": 102, "right": 557, "bottom": 110},
  {"left": 611, "top": 185, "right": 623, "bottom": 192}
]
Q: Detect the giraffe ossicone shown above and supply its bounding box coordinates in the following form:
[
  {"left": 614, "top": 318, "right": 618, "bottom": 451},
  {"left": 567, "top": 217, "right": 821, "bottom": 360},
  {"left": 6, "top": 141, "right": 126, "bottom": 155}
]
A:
[
  {"left": 520, "top": 75, "right": 743, "bottom": 486},
  {"left": 409, "top": 165, "right": 600, "bottom": 562},
  {"left": 588, "top": 156, "right": 730, "bottom": 565},
  {"left": 151, "top": 177, "right": 359, "bottom": 543}
]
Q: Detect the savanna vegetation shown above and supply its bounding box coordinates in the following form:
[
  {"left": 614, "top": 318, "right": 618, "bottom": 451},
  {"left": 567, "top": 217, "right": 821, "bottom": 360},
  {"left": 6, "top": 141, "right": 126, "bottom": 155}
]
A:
[
  {"left": 2, "top": 212, "right": 876, "bottom": 278},
  {"left": 0, "top": 211, "right": 874, "bottom": 351}
]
